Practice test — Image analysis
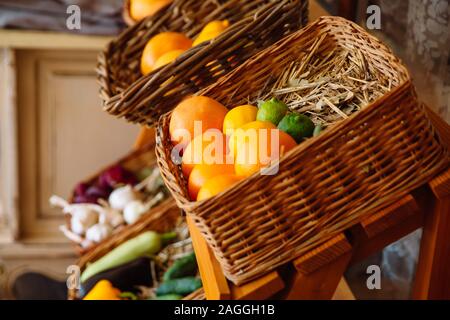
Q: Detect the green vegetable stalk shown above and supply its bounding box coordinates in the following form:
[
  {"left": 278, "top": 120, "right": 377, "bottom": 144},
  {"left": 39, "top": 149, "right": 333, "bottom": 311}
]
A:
[{"left": 81, "top": 231, "right": 163, "bottom": 283}]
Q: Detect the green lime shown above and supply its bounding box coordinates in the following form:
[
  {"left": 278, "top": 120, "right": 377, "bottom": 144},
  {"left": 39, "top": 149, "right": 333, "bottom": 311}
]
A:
[
  {"left": 256, "top": 98, "right": 288, "bottom": 126},
  {"left": 277, "top": 113, "right": 314, "bottom": 143}
]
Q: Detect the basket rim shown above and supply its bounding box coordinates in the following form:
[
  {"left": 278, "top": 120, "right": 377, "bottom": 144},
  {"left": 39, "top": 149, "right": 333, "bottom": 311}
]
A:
[{"left": 98, "top": 0, "right": 308, "bottom": 126}]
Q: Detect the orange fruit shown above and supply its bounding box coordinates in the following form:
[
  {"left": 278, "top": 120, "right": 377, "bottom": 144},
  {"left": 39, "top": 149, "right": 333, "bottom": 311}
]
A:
[
  {"left": 141, "top": 32, "right": 192, "bottom": 75},
  {"left": 170, "top": 96, "right": 228, "bottom": 149},
  {"left": 193, "top": 20, "right": 230, "bottom": 47},
  {"left": 181, "top": 131, "right": 229, "bottom": 178},
  {"left": 234, "top": 128, "right": 297, "bottom": 177},
  {"left": 228, "top": 121, "right": 276, "bottom": 158},
  {"left": 188, "top": 163, "right": 235, "bottom": 200},
  {"left": 130, "top": 0, "right": 173, "bottom": 21},
  {"left": 197, "top": 174, "right": 242, "bottom": 201},
  {"left": 223, "top": 105, "right": 258, "bottom": 136},
  {"left": 153, "top": 49, "right": 185, "bottom": 70}
]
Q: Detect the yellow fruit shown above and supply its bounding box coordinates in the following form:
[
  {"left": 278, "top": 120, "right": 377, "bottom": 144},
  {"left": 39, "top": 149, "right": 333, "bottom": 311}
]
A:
[
  {"left": 181, "top": 132, "right": 229, "bottom": 178},
  {"left": 234, "top": 128, "right": 297, "bottom": 177},
  {"left": 169, "top": 96, "right": 228, "bottom": 149},
  {"left": 193, "top": 20, "right": 230, "bottom": 47},
  {"left": 140, "top": 32, "right": 192, "bottom": 75},
  {"left": 228, "top": 121, "right": 276, "bottom": 158},
  {"left": 188, "top": 163, "right": 235, "bottom": 200},
  {"left": 223, "top": 105, "right": 258, "bottom": 136},
  {"left": 153, "top": 49, "right": 185, "bottom": 70},
  {"left": 130, "top": 0, "right": 172, "bottom": 21},
  {"left": 197, "top": 174, "right": 242, "bottom": 201}
]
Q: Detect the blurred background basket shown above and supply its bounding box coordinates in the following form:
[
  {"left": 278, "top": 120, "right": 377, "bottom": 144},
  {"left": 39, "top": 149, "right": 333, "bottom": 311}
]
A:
[
  {"left": 98, "top": 0, "right": 308, "bottom": 126},
  {"left": 64, "top": 143, "right": 170, "bottom": 255},
  {"left": 68, "top": 199, "right": 204, "bottom": 300},
  {"left": 155, "top": 16, "right": 450, "bottom": 285}
]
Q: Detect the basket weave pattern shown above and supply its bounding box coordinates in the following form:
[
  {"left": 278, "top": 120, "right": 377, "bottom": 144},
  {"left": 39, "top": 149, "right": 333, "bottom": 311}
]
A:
[
  {"left": 155, "top": 17, "right": 450, "bottom": 285},
  {"left": 98, "top": 0, "right": 308, "bottom": 126}
]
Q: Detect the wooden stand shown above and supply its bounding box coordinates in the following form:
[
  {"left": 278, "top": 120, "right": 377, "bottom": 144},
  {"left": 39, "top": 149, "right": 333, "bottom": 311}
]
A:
[
  {"left": 186, "top": 166, "right": 449, "bottom": 300},
  {"left": 134, "top": 106, "right": 450, "bottom": 300}
]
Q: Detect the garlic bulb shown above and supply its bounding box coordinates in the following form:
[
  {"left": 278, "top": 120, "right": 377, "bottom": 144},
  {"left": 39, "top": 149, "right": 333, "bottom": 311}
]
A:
[
  {"left": 98, "top": 207, "right": 124, "bottom": 228},
  {"left": 123, "top": 192, "right": 165, "bottom": 225},
  {"left": 50, "top": 195, "right": 98, "bottom": 235},
  {"left": 85, "top": 224, "right": 112, "bottom": 243},
  {"left": 123, "top": 200, "right": 147, "bottom": 225},
  {"left": 108, "top": 185, "right": 140, "bottom": 210},
  {"left": 71, "top": 207, "right": 98, "bottom": 227},
  {"left": 70, "top": 215, "right": 87, "bottom": 235}
]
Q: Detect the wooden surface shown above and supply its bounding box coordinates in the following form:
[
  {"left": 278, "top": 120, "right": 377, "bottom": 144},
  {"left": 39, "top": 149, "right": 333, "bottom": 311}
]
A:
[
  {"left": 294, "top": 234, "right": 352, "bottom": 274},
  {"left": 0, "top": 29, "right": 111, "bottom": 50},
  {"left": 310, "top": 0, "right": 330, "bottom": 20},
  {"left": 413, "top": 106, "right": 450, "bottom": 299},
  {"left": 361, "top": 194, "right": 419, "bottom": 238},
  {"left": 285, "top": 252, "right": 352, "bottom": 300},
  {"left": 134, "top": 127, "right": 156, "bottom": 149},
  {"left": 230, "top": 271, "right": 285, "bottom": 300},
  {"left": 413, "top": 168, "right": 450, "bottom": 299},
  {"left": 187, "top": 216, "right": 231, "bottom": 300},
  {"left": 16, "top": 49, "right": 139, "bottom": 242},
  {"left": 0, "top": 48, "right": 19, "bottom": 242}
]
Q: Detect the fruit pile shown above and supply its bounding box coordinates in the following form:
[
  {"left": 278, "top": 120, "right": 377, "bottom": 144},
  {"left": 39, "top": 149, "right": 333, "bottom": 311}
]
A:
[
  {"left": 50, "top": 165, "right": 169, "bottom": 248},
  {"left": 140, "top": 20, "right": 230, "bottom": 75},
  {"left": 169, "top": 95, "right": 317, "bottom": 201}
]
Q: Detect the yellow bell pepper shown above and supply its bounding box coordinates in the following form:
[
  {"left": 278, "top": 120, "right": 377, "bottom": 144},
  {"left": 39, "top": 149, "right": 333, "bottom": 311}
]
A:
[
  {"left": 83, "top": 280, "right": 121, "bottom": 300},
  {"left": 193, "top": 20, "right": 230, "bottom": 47}
]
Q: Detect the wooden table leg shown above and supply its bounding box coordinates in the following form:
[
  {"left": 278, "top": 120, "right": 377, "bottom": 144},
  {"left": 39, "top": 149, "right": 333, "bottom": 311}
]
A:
[
  {"left": 134, "top": 127, "right": 155, "bottom": 149},
  {"left": 186, "top": 216, "right": 231, "bottom": 300},
  {"left": 280, "top": 233, "right": 353, "bottom": 300},
  {"left": 413, "top": 168, "right": 450, "bottom": 299}
]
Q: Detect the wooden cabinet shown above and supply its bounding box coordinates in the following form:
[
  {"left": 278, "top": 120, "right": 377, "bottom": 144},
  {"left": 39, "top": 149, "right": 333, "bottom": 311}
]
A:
[{"left": 0, "top": 30, "right": 139, "bottom": 296}]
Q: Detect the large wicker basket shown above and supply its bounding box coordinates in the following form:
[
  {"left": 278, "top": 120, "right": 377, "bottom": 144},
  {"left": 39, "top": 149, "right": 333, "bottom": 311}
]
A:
[
  {"left": 155, "top": 16, "right": 450, "bottom": 285},
  {"left": 68, "top": 199, "right": 204, "bottom": 300},
  {"left": 98, "top": 0, "right": 308, "bottom": 126},
  {"left": 64, "top": 143, "right": 167, "bottom": 255}
]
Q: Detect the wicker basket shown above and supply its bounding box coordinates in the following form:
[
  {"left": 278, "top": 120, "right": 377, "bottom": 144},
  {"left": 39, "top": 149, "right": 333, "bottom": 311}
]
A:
[
  {"left": 64, "top": 143, "right": 166, "bottom": 255},
  {"left": 69, "top": 199, "right": 204, "bottom": 300},
  {"left": 98, "top": 0, "right": 308, "bottom": 126},
  {"left": 155, "top": 16, "right": 450, "bottom": 285}
]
